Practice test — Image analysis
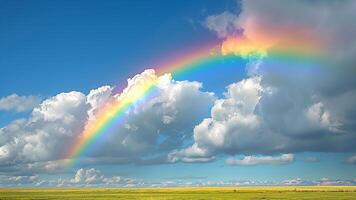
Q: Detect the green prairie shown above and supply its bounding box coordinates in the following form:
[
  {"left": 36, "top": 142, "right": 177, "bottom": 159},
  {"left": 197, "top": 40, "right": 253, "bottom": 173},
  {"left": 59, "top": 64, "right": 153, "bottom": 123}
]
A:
[{"left": 1, "top": 186, "right": 356, "bottom": 200}]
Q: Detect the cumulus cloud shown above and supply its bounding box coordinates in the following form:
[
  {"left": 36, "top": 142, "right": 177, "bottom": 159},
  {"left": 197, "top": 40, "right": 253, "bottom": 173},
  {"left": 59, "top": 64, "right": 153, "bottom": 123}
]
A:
[
  {"left": 0, "top": 168, "right": 143, "bottom": 187},
  {"left": 0, "top": 91, "right": 88, "bottom": 168},
  {"left": 305, "top": 102, "right": 342, "bottom": 133},
  {"left": 226, "top": 154, "right": 294, "bottom": 166},
  {"left": 61, "top": 168, "right": 144, "bottom": 187},
  {"left": 168, "top": 143, "right": 215, "bottom": 163},
  {"left": 147, "top": 178, "right": 356, "bottom": 187},
  {"left": 0, "top": 94, "right": 42, "bottom": 112},
  {"left": 171, "top": 0, "right": 356, "bottom": 162},
  {"left": 3, "top": 175, "right": 40, "bottom": 186},
  {"left": 169, "top": 76, "right": 266, "bottom": 162},
  {"left": 204, "top": 11, "right": 241, "bottom": 38},
  {"left": 85, "top": 70, "right": 215, "bottom": 163},
  {"left": 172, "top": 74, "right": 355, "bottom": 161},
  {"left": 71, "top": 168, "right": 104, "bottom": 184},
  {"left": 281, "top": 178, "right": 356, "bottom": 186},
  {"left": 0, "top": 69, "right": 214, "bottom": 174},
  {"left": 86, "top": 85, "right": 113, "bottom": 121}
]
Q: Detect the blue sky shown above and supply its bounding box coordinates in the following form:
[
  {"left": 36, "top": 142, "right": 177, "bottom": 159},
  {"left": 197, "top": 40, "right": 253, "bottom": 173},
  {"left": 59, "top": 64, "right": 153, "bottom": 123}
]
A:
[
  {"left": 1, "top": 0, "right": 356, "bottom": 187},
  {"left": 0, "top": 0, "right": 243, "bottom": 126},
  {"left": 0, "top": 0, "right": 239, "bottom": 95}
]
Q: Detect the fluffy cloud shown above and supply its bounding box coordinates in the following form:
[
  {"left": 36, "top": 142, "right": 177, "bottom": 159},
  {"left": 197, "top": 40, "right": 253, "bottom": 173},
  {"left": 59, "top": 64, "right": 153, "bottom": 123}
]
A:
[
  {"left": 0, "top": 70, "right": 214, "bottom": 174},
  {"left": 0, "top": 94, "right": 42, "bottom": 112},
  {"left": 86, "top": 85, "right": 113, "bottom": 122},
  {"left": 1, "top": 175, "right": 41, "bottom": 187},
  {"left": 226, "top": 154, "right": 294, "bottom": 166},
  {"left": 84, "top": 70, "right": 214, "bottom": 163},
  {"left": 281, "top": 178, "right": 356, "bottom": 186},
  {"left": 204, "top": 11, "right": 240, "bottom": 38},
  {"left": 0, "top": 91, "right": 88, "bottom": 168},
  {"left": 169, "top": 76, "right": 266, "bottom": 162},
  {"left": 60, "top": 168, "right": 144, "bottom": 187},
  {"left": 305, "top": 102, "right": 342, "bottom": 133},
  {"left": 0, "top": 168, "right": 143, "bottom": 187},
  {"left": 71, "top": 168, "right": 104, "bottom": 184},
  {"left": 172, "top": 74, "right": 355, "bottom": 160},
  {"left": 148, "top": 178, "right": 356, "bottom": 187}
]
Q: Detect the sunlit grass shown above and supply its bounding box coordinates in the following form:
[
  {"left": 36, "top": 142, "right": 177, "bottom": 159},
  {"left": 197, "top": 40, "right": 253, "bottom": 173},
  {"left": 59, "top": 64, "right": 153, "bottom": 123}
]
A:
[{"left": 1, "top": 186, "right": 356, "bottom": 199}]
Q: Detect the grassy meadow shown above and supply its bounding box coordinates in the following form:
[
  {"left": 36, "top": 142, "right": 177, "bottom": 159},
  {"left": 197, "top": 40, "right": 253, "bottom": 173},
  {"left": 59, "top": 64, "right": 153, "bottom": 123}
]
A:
[{"left": 1, "top": 186, "right": 356, "bottom": 200}]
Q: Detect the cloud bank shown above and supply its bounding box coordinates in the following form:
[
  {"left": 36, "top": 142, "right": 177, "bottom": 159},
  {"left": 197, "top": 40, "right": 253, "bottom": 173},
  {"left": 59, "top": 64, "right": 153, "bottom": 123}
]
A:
[
  {"left": 1, "top": 168, "right": 355, "bottom": 187},
  {"left": 171, "top": 0, "right": 356, "bottom": 162},
  {"left": 226, "top": 154, "right": 294, "bottom": 166}
]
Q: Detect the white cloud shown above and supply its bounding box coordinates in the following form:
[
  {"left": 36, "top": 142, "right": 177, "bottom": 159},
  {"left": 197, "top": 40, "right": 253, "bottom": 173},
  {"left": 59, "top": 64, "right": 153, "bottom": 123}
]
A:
[
  {"left": 4, "top": 175, "right": 41, "bottom": 186},
  {"left": 86, "top": 85, "right": 113, "bottom": 121},
  {"left": 66, "top": 168, "right": 144, "bottom": 187},
  {"left": 171, "top": 73, "right": 354, "bottom": 161},
  {"left": 201, "top": 76, "right": 263, "bottom": 147},
  {"left": 204, "top": 11, "right": 240, "bottom": 38},
  {"left": 71, "top": 168, "right": 104, "bottom": 184},
  {"left": 86, "top": 70, "right": 215, "bottom": 161},
  {"left": 7, "top": 175, "right": 39, "bottom": 183},
  {"left": 226, "top": 154, "right": 294, "bottom": 166},
  {"left": 306, "top": 102, "right": 342, "bottom": 133},
  {"left": 0, "top": 168, "right": 144, "bottom": 187},
  {"left": 0, "top": 94, "right": 41, "bottom": 112},
  {"left": 32, "top": 91, "right": 88, "bottom": 123},
  {"left": 168, "top": 143, "right": 214, "bottom": 163},
  {"left": 169, "top": 76, "right": 270, "bottom": 161},
  {"left": 0, "top": 91, "right": 88, "bottom": 167},
  {"left": 0, "top": 69, "right": 214, "bottom": 173}
]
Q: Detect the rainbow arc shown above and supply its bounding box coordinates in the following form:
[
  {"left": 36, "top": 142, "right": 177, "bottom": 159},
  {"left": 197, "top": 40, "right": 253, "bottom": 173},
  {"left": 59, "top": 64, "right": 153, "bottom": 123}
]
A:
[{"left": 65, "top": 35, "right": 325, "bottom": 166}]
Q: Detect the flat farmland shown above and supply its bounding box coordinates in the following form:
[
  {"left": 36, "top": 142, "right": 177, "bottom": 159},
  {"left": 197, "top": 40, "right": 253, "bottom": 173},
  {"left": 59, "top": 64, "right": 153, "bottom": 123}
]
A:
[{"left": 1, "top": 186, "right": 356, "bottom": 200}]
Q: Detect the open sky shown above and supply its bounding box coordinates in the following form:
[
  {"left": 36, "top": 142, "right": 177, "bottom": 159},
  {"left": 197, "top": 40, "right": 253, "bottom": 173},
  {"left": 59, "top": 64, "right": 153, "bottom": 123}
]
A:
[{"left": 1, "top": 0, "right": 356, "bottom": 187}]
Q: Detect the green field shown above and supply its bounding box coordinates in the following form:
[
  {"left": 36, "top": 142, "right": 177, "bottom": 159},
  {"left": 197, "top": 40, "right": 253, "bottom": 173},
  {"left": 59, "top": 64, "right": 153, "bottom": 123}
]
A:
[{"left": 1, "top": 186, "right": 356, "bottom": 200}]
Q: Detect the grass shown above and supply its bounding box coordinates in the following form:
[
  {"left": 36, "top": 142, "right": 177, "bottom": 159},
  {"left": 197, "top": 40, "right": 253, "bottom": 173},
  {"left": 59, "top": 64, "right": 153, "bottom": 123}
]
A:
[{"left": 1, "top": 186, "right": 356, "bottom": 199}]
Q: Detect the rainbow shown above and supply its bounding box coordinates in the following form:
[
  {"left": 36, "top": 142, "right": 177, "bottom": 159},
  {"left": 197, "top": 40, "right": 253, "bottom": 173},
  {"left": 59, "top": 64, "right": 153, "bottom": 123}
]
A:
[{"left": 65, "top": 35, "right": 325, "bottom": 166}]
